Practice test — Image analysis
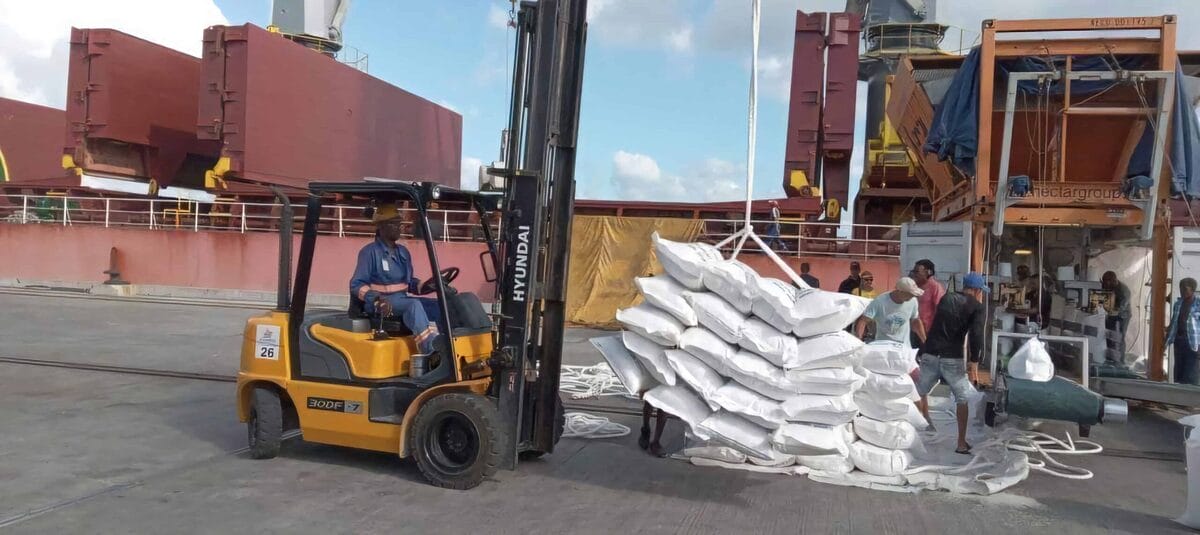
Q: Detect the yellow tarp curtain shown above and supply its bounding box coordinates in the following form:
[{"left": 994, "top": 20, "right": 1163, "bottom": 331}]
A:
[{"left": 566, "top": 215, "right": 704, "bottom": 326}]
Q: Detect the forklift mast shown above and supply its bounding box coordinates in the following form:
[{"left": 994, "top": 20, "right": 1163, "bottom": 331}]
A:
[{"left": 491, "top": 0, "right": 587, "bottom": 469}]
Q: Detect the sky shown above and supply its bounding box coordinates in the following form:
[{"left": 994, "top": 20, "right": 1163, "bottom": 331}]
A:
[{"left": 3, "top": 0, "right": 1200, "bottom": 220}]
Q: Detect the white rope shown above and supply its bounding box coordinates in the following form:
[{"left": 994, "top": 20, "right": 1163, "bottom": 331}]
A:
[
  {"left": 733, "top": 0, "right": 761, "bottom": 260},
  {"left": 558, "top": 364, "right": 628, "bottom": 400},
  {"left": 557, "top": 365, "right": 632, "bottom": 439},
  {"left": 563, "top": 412, "right": 631, "bottom": 439},
  {"left": 1001, "top": 430, "right": 1102, "bottom": 480}
]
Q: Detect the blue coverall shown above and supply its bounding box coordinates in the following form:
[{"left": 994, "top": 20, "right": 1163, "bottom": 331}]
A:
[{"left": 350, "top": 237, "right": 440, "bottom": 353}]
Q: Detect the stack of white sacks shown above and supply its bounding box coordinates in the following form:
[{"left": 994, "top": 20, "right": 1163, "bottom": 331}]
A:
[{"left": 608, "top": 234, "right": 925, "bottom": 478}]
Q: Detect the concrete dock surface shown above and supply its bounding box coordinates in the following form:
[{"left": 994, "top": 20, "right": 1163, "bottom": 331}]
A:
[{"left": 0, "top": 292, "right": 1193, "bottom": 534}]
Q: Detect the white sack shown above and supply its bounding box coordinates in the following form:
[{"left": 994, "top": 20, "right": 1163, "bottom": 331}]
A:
[
  {"left": 652, "top": 233, "right": 724, "bottom": 291},
  {"left": 854, "top": 390, "right": 914, "bottom": 422},
  {"left": 636, "top": 275, "right": 698, "bottom": 327},
  {"left": 725, "top": 350, "right": 796, "bottom": 402},
  {"left": 690, "top": 457, "right": 807, "bottom": 475},
  {"left": 748, "top": 279, "right": 864, "bottom": 333},
  {"left": 682, "top": 444, "right": 748, "bottom": 464},
  {"left": 697, "top": 411, "right": 774, "bottom": 461},
  {"left": 858, "top": 341, "right": 918, "bottom": 375},
  {"left": 753, "top": 280, "right": 867, "bottom": 336},
  {"left": 753, "top": 278, "right": 808, "bottom": 332},
  {"left": 780, "top": 392, "right": 858, "bottom": 425},
  {"left": 617, "top": 303, "right": 685, "bottom": 347},
  {"left": 709, "top": 382, "right": 786, "bottom": 429},
  {"left": 678, "top": 327, "right": 736, "bottom": 369},
  {"left": 782, "top": 331, "right": 864, "bottom": 370},
  {"left": 853, "top": 415, "right": 920, "bottom": 450},
  {"left": 590, "top": 335, "right": 657, "bottom": 396},
  {"left": 1009, "top": 337, "right": 1055, "bottom": 382},
  {"left": 622, "top": 331, "right": 676, "bottom": 386},
  {"left": 797, "top": 452, "right": 855, "bottom": 474},
  {"left": 783, "top": 367, "right": 865, "bottom": 396},
  {"left": 702, "top": 259, "right": 761, "bottom": 314},
  {"left": 683, "top": 292, "right": 746, "bottom": 344},
  {"left": 738, "top": 317, "right": 798, "bottom": 368},
  {"left": 643, "top": 385, "right": 713, "bottom": 439},
  {"left": 771, "top": 422, "right": 851, "bottom": 457},
  {"left": 665, "top": 349, "right": 724, "bottom": 410},
  {"left": 860, "top": 371, "right": 919, "bottom": 401},
  {"left": 849, "top": 440, "right": 914, "bottom": 477},
  {"left": 790, "top": 292, "right": 871, "bottom": 338},
  {"left": 747, "top": 448, "right": 796, "bottom": 468}
]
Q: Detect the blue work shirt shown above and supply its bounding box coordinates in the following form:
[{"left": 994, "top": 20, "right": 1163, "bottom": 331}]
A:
[
  {"left": 350, "top": 236, "right": 420, "bottom": 313},
  {"left": 1168, "top": 297, "right": 1200, "bottom": 352}
]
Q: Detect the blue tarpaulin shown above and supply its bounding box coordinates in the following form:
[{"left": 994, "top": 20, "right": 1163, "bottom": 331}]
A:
[{"left": 923, "top": 48, "right": 1200, "bottom": 196}]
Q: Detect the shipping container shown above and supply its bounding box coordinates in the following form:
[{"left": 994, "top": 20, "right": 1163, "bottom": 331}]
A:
[
  {"left": 63, "top": 28, "right": 220, "bottom": 194},
  {"left": 198, "top": 24, "right": 462, "bottom": 190},
  {"left": 0, "top": 97, "right": 71, "bottom": 188}
]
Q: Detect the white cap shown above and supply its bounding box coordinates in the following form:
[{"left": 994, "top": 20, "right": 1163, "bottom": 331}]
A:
[{"left": 896, "top": 277, "right": 925, "bottom": 296}]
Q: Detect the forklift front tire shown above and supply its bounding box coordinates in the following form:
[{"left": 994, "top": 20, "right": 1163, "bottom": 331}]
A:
[
  {"left": 248, "top": 388, "right": 283, "bottom": 460},
  {"left": 410, "top": 393, "right": 506, "bottom": 490}
]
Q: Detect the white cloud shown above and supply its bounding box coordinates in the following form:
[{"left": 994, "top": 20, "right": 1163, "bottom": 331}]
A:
[
  {"left": 487, "top": 4, "right": 511, "bottom": 30},
  {"left": 585, "top": 0, "right": 695, "bottom": 53},
  {"left": 461, "top": 157, "right": 484, "bottom": 190},
  {"left": 0, "top": 0, "right": 228, "bottom": 107},
  {"left": 757, "top": 54, "right": 790, "bottom": 103},
  {"left": 667, "top": 26, "right": 694, "bottom": 53},
  {"left": 609, "top": 150, "right": 745, "bottom": 202}
]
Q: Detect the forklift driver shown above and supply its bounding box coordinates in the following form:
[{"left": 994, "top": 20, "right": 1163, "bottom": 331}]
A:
[{"left": 350, "top": 203, "right": 440, "bottom": 354}]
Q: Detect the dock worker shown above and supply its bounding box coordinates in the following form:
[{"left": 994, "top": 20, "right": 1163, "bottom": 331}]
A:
[
  {"left": 350, "top": 203, "right": 440, "bottom": 354},
  {"left": 855, "top": 276, "right": 925, "bottom": 345},
  {"left": 765, "top": 200, "right": 787, "bottom": 251},
  {"left": 852, "top": 269, "right": 877, "bottom": 299},
  {"left": 910, "top": 259, "right": 946, "bottom": 350},
  {"left": 1167, "top": 277, "right": 1200, "bottom": 385},
  {"left": 838, "top": 261, "right": 862, "bottom": 294},
  {"left": 915, "top": 272, "right": 987, "bottom": 455},
  {"left": 799, "top": 262, "right": 820, "bottom": 289},
  {"left": 1101, "top": 271, "right": 1132, "bottom": 363}
]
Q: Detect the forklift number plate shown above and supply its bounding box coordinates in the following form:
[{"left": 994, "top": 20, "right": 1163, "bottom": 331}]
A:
[{"left": 254, "top": 325, "right": 281, "bottom": 360}]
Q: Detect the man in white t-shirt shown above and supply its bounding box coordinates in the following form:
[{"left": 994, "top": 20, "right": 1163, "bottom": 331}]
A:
[{"left": 855, "top": 277, "right": 927, "bottom": 346}]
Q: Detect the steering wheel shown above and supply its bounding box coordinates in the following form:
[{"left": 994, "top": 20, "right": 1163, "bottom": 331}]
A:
[{"left": 416, "top": 267, "right": 460, "bottom": 296}]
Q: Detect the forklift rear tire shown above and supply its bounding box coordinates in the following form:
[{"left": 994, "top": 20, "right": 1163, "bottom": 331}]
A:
[
  {"left": 519, "top": 396, "right": 565, "bottom": 460},
  {"left": 248, "top": 388, "right": 283, "bottom": 459},
  {"left": 410, "top": 393, "right": 506, "bottom": 490}
]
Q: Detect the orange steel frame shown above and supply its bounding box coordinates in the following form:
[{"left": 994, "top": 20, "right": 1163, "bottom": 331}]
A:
[{"left": 946, "top": 16, "right": 1178, "bottom": 380}]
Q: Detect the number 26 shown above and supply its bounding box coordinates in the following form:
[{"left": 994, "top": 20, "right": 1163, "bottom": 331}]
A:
[{"left": 260, "top": 347, "right": 276, "bottom": 358}]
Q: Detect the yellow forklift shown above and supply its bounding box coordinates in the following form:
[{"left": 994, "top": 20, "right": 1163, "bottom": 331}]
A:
[{"left": 233, "top": 0, "right": 587, "bottom": 490}]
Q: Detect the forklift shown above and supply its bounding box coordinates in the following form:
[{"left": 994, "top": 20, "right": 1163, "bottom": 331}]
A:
[{"left": 234, "top": 0, "right": 587, "bottom": 490}]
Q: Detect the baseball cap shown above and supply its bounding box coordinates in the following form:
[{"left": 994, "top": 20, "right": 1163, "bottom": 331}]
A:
[
  {"left": 963, "top": 272, "right": 990, "bottom": 293},
  {"left": 895, "top": 277, "right": 925, "bottom": 296}
]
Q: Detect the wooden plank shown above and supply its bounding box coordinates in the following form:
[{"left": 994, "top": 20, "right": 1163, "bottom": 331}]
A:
[
  {"left": 885, "top": 56, "right": 959, "bottom": 202},
  {"left": 989, "top": 16, "right": 1169, "bottom": 32},
  {"left": 1065, "top": 107, "right": 1156, "bottom": 116},
  {"left": 1112, "top": 120, "right": 1147, "bottom": 181},
  {"left": 991, "top": 181, "right": 1135, "bottom": 207},
  {"left": 972, "top": 206, "right": 1145, "bottom": 226},
  {"left": 977, "top": 25, "right": 996, "bottom": 201},
  {"left": 1148, "top": 16, "right": 1177, "bottom": 382},
  {"left": 1060, "top": 56, "right": 1071, "bottom": 182},
  {"left": 994, "top": 38, "right": 1162, "bottom": 57},
  {"left": 933, "top": 186, "right": 975, "bottom": 221}
]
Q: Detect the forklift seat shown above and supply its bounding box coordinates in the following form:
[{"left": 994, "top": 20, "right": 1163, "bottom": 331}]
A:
[
  {"left": 348, "top": 295, "right": 414, "bottom": 336},
  {"left": 347, "top": 291, "right": 492, "bottom": 337}
]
